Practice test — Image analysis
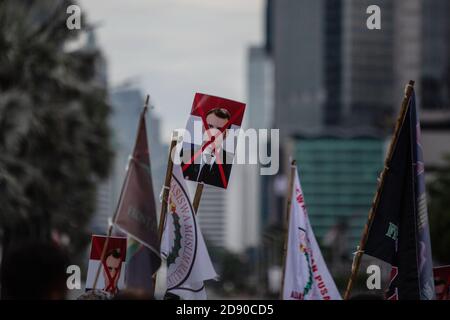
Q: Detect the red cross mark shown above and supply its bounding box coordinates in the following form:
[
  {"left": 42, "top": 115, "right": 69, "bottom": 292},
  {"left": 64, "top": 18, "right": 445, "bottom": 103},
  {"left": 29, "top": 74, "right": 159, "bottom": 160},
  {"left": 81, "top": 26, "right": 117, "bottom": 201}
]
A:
[{"left": 182, "top": 106, "right": 244, "bottom": 189}]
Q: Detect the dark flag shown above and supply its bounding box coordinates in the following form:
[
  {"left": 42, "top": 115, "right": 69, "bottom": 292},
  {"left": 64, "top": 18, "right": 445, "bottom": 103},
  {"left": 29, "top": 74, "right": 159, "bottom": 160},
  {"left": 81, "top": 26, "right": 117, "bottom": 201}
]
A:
[
  {"left": 114, "top": 107, "right": 161, "bottom": 293},
  {"left": 364, "top": 89, "right": 435, "bottom": 300}
]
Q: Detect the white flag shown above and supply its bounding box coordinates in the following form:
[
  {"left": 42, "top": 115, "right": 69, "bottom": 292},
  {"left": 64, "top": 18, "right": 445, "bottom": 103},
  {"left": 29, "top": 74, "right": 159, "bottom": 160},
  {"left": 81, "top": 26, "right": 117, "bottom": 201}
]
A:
[
  {"left": 283, "top": 167, "right": 342, "bottom": 300},
  {"left": 161, "top": 163, "right": 217, "bottom": 300}
]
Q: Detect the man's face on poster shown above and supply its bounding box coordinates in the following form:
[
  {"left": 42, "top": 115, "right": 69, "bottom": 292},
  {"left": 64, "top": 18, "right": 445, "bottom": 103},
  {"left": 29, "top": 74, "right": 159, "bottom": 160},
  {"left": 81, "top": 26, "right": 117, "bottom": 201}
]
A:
[
  {"left": 103, "top": 249, "right": 122, "bottom": 292},
  {"left": 203, "top": 108, "right": 230, "bottom": 153},
  {"left": 435, "top": 279, "right": 449, "bottom": 300},
  {"left": 180, "top": 94, "right": 245, "bottom": 189}
]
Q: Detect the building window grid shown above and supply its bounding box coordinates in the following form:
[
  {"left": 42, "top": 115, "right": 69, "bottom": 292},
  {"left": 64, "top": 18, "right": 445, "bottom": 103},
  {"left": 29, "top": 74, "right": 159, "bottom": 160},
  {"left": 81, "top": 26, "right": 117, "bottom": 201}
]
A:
[{"left": 294, "top": 139, "right": 383, "bottom": 245}]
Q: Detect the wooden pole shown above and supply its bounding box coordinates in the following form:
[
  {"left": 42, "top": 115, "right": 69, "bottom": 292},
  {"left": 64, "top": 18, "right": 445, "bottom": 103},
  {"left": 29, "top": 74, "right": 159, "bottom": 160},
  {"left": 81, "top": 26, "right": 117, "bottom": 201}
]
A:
[
  {"left": 280, "top": 159, "right": 297, "bottom": 299},
  {"left": 152, "top": 130, "right": 179, "bottom": 296},
  {"left": 156, "top": 131, "right": 178, "bottom": 244},
  {"left": 343, "top": 80, "right": 415, "bottom": 300},
  {"left": 192, "top": 182, "right": 204, "bottom": 214},
  {"left": 92, "top": 94, "right": 151, "bottom": 290}
]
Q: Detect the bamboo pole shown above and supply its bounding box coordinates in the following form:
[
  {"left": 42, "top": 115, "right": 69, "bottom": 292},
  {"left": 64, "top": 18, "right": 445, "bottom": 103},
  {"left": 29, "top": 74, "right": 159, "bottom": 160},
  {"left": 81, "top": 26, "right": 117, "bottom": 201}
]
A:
[
  {"left": 192, "top": 182, "right": 204, "bottom": 215},
  {"left": 92, "top": 95, "right": 151, "bottom": 290},
  {"left": 343, "top": 80, "right": 415, "bottom": 300},
  {"left": 280, "top": 159, "right": 297, "bottom": 299}
]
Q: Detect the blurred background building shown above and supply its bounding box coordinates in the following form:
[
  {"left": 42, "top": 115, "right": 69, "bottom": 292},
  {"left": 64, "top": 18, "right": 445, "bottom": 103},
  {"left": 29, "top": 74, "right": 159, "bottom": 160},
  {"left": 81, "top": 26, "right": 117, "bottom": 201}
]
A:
[
  {"left": 90, "top": 84, "right": 167, "bottom": 234},
  {"left": 247, "top": 0, "right": 450, "bottom": 296},
  {"left": 80, "top": 0, "right": 450, "bottom": 298},
  {"left": 290, "top": 134, "right": 384, "bottom": 247},
  {"left": 3, "top": 0, "right": 449, "bottom": 300}
]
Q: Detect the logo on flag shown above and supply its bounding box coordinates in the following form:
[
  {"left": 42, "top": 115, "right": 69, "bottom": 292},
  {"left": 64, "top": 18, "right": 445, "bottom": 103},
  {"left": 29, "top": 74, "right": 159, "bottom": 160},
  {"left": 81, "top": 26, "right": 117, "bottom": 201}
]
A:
[
  {"left": 161, "top": 164, "right": 217, "bottom": 299},
  {"left": 282, "top": 167, "right": 341, "bottom": 300},
  {"left": 164, "top": 174, "right": 198, "bottom": 289}
]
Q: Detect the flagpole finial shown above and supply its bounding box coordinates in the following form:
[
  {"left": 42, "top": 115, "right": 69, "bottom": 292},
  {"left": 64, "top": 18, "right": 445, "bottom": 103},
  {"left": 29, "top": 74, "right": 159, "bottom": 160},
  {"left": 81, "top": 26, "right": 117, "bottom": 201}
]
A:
[
  {"left": 405, "top": 80, "right": 415, "bottom": 96},
  {"left": 405, "top": 80, "right": 415, "bottom": 97},
  {"left": 144, "top": 94, "right": 150, "bottom": 113},
  {"left": 289, "top": 157, "right": 296, "bottom": 167}
]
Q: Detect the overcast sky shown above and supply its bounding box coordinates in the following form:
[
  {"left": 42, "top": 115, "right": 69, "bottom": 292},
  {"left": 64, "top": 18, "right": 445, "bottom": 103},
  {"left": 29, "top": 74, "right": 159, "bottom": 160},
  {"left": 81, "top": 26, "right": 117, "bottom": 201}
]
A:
[{"left": 79, "top": 0, "right": 264, "bottom": 141}]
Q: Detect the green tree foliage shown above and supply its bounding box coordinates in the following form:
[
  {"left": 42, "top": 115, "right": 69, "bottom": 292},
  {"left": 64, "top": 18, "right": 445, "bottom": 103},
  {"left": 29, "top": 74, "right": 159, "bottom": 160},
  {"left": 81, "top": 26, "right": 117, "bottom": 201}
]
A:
[
  {"left": 428, "top": 155, "right": 450, "bottom": 264},
  {"left": 0, "top": 0, "right": 112, "bottom": 257}
]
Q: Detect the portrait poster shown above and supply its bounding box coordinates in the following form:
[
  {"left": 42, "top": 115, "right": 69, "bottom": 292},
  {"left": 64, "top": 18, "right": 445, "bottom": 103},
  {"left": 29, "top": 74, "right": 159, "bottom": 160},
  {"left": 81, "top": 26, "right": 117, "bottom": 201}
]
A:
[
  {"left": 179, "top": 93, "right": 246, "bottom": 189},
  {"left": 434, "top": 265, "right": 450, "bottom": 300},
  {"left": 85, "top": 235, "right": 127, "bottom": 295}
]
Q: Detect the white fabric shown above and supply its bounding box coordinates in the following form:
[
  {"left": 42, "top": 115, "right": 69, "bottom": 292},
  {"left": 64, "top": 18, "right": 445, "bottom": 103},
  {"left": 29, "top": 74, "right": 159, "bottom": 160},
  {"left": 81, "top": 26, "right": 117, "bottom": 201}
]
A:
[
  {"left": 283, "top": 168, "right": 342, "bottom": 300},
  {"left": 161, "top": 163, "right": 217, "bottom": 299}
]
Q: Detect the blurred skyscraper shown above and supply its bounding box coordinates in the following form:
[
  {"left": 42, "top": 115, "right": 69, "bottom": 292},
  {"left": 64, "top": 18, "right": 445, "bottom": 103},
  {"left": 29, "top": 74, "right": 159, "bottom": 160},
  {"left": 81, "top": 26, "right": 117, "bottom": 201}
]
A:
[
  {"left": 90, "top": 85, "right": 167, "bottom": 234},
  {"left": 392, "top": 0, "right": 422, "bottom": 110},
  {"left": 196, "top": 186, "right": 227, "bottom": 248},
  {"left": 260, "top": 0, "right": 392, "bottom": 282},
  {"left": 272, "top": 0, "right": 325, "bottom": 135},
  {"left": 248, "top": 47, "right": 274, "bottom": 130},
  {"left": 272, "top": 0, "right": 395, "bottom": 134},
  {"left": 341, "top": 0, "right": 394, "bottom": 128},
  {"left": 391, "top": 0, "right": 450, "bottom": 173},
  {"left": 420, "top": 0, "right": 450, "bottom": 112},
  {"left": 410, "top": 0, "right": 450, "bottom": 175},
  {"left": 259, "top": 0, "right": 450, "bottom": 277},
  {"left": 216, "top": 1, "right": 278, "bottom": 256},
  {"left": 323, "top": 0, "right": 343, "bottom": 126},
  {"left": 291, "top": 134, "right": 384, "bottom": 248}
]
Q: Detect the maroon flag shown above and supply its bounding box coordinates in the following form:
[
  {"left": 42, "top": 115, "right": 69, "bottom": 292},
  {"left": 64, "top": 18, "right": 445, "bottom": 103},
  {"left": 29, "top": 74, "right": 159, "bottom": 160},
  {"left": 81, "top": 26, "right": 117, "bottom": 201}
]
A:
[{"left": 114, "top": 108, "right": 161, "bottom": 292}]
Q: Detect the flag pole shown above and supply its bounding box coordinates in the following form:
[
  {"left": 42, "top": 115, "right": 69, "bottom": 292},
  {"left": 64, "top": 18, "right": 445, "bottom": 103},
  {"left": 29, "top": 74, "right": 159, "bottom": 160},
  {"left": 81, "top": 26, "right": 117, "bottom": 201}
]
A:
[
  {"left": 152, "top": 130, "right": 179, "bottom": 296},
  {"left": 156, "top": 130, "right": 178, "bottom": 246},
  {"left": 193, "top": 182, "right": 204, "bottom": 214},
  {"left": 280, "top": 159, "right": 297, "bottom": 299},
  {"left": 343, "top": 80, "right": 415, "bottom": 300},
  {"left": 92, "top": 94, "right": 151, "bottom": 290}
]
